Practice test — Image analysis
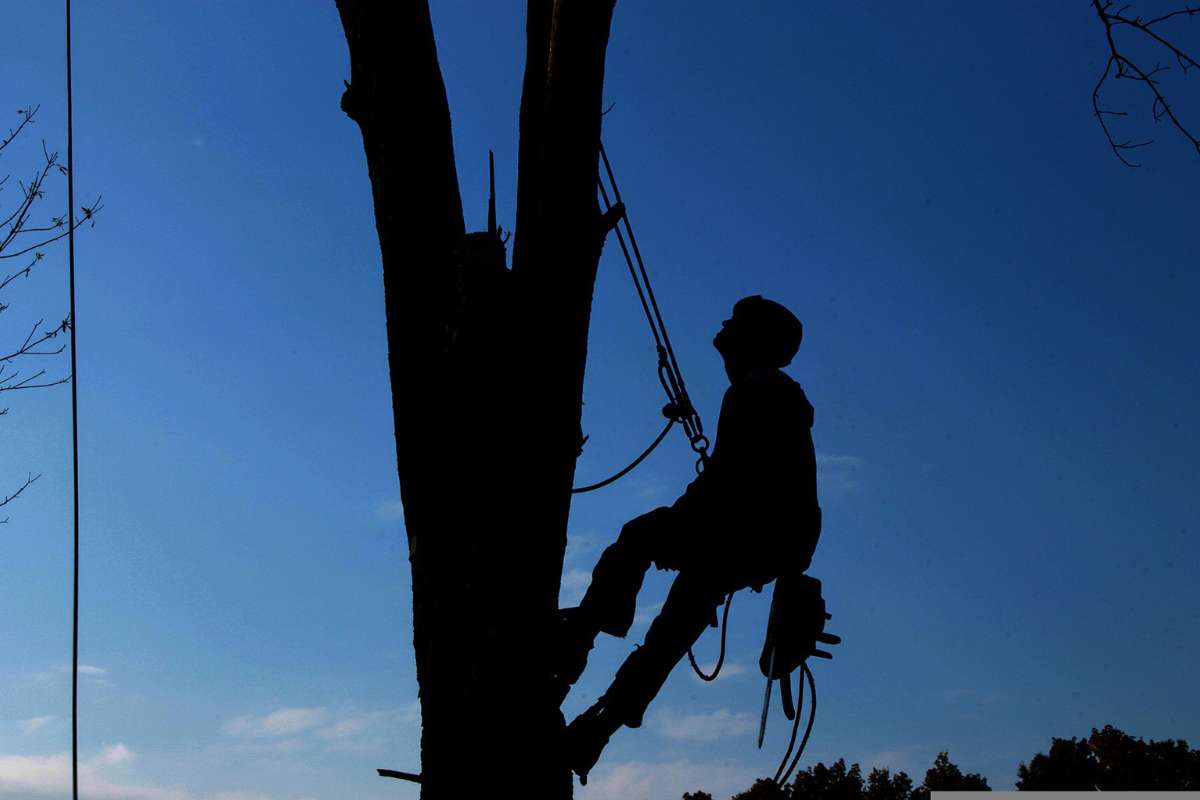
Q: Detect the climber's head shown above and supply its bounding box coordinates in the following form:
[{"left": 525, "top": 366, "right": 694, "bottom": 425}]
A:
[{"left": 714, "top": 295, "right": 803, "bottom": 378}]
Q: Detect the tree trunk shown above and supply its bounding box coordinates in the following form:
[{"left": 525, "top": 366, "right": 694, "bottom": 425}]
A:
[{"left": 335, "top": 3, "right": 617, "bottom": 797}]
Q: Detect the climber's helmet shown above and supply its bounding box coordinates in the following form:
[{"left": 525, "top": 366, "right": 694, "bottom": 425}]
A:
[{"left": 713, "top": 295, "right": 803, "bottom": 368}]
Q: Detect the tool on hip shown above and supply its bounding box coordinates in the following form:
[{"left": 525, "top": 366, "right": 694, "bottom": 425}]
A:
[{"left": 757, "top": 575, "right": 842, "bottom": 785}]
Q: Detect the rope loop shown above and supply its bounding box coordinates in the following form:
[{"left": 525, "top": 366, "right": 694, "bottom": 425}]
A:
[{"left": 686, "top": 592, "right": 732, "bottom": 681}]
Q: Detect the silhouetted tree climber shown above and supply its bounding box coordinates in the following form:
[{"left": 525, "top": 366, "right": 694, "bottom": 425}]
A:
[{"left": 555, "top": 295, "right": 825, "bottom": 783}]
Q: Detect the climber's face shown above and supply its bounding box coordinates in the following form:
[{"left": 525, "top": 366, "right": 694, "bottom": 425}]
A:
[
  {"left": 713, "top": 316, "right": 738, "bottom": 356},
  {"left": 714, "top": 316, "right": 751, "bottom": 382}
]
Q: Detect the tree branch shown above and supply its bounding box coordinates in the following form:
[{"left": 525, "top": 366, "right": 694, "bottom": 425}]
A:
[
  {"left": 0, "top": 472, "right": 40, "bottom": 523},
  {"left": 0, "top": 106, "right": 38, "bottom": 154},
  {"left": 336, "top": 0, "right": 465, "bottom": 347},
  {"left": 1090, "top": 0, "right": 1200, "bottom": 165}
]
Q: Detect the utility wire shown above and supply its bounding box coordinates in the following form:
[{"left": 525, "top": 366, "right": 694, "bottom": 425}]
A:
[{"left": 65, "top": 2, "right": 81, "bottom": 798}]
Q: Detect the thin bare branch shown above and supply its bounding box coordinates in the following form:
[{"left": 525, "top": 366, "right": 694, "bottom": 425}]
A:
[
  {"left": 0, "top": 106, "right": 38, "bottom": 154},
  {"left": 1090, "top": 0, "right": 1200, "bottom": 164},
  {"left": 0, "top": 370, "right": 70, "bottom": 391},
  {"left": 0, "top": 195, "right": 103, "bottom": 259},
  {"left": 0, "top": 252, "right": 44, "bottom": 294},
  {"left": 0, "top": 472, "right": 41, "bottom": 522},
  {"left": 0, "top": 318, "right": 68, "bottom": 364},
  {"left": 1142, "top": 5, "right": 1200, "bottom": 28}
]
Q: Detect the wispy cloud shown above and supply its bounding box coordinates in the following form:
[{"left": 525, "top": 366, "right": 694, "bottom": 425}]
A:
[
  {"left": 17, "top": 717, "right": 54, "bottom": 736},
  {"left": 94, "top": 744, "right": 134, "bottom": 766},
  {"left": 0, "top": 746, "right": 184, "bottom": 800},
  {"left": 28, "top": 664, "right": 113, "bottom": 688},
  {"left": 375, "top": 499, "right": 405, "bottom": 521},
  {"left": 579, "top": 758, "right": 756, "bottom": 800},
  {"left": 559, "top": 568, "right": 592, "bottom": 606},
  {"left": 220, "top": 708, "right": 326, "bottom": 739},
  {"left": 633, "top": 482, "right": 672, "bottom": 501},
  {"left": 851, "top": 744, "right": 938, "bottom": 777},
  {"left": 565, "top": 532, "right": 598, "bottom": 566},
  {"left": 817, "top": 452, "right": 864, "bottom": 495},
  {"left": 651, "top": 707, "right": 756, "bottom": 742},
  {"left": 219, "top": 704, "right": 418, "bottom": 755},
  {"left": 688, "top": 659, "right": 749, "bottom": 683},
  {"left": 0, "top": 745, "right": 298, "bottom": 800},
  {"left": 632, "top": 601, "right": 663, "bottom": 628}
]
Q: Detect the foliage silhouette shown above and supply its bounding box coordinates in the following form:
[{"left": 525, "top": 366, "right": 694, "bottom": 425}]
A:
[
  {"left": 1017, "top": 725, "right": 1200, "bottom": 790},
  {"left": 687, "top": 752, "right": 987, "bottom": 800},
  {"left": 696, "top": 727, "right": 1200, "bottom": 799}
]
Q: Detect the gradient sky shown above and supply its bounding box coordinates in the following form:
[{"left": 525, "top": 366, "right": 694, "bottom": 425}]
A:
[{"left": 3, "top": 2, "right": 1197, "bottom": 799}]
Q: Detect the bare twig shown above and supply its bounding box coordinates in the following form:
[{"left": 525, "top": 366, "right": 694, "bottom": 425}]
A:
[
  {"left": 0, "top": 472, "right": 41, "bottom": 523},
  {"left": 1090, "top": 0, "right": 1200, "bottom": 165},
  {"left": 0, "top": 199, "right": 103, "bottom": 260},
  {"left": 1094, "top": 0, "right": 1195, "bottom": 164},
  {"left": 0, "top": 106, "right": 38, "bottom": 154},
  {"left": 0, "top": 103, "right": 97, "bottom": 522},
  {"left": 0, "top": 318, "right": 68, "bottom": 364},
  {"left": 0, "top": 252, "right": 45, "bottom": 296}
]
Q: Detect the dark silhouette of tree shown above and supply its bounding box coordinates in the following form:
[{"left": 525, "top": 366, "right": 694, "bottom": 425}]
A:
[
  {"left": 910, "top": 752, "right": 990, "bottom": 800},
  {"left": 1017, "top": 725, "right": 1200, "bottom": 790},
  {"left": 791, "top": 758, "right": 868, "bottom": 800},
  {"left": 691, "top": 753, "right": 984, "bottom": 800},
  {"left": 865, "top": 767, "right": 915, "bottom": 800},
  {"left": 0, "top": 104, "right": 100, "bottom": 523},
  {"left": 1089, "top": 1, "right": 1200, "bottom": 165},
  {"left": 683, "top": 792, "right": 716, "bottom": 800},
  {"left": 334, "top": 3, "right": 619, "bottom": 797},
  {"left": 732, "top": 778, "right": 791, "bottom": 800}
]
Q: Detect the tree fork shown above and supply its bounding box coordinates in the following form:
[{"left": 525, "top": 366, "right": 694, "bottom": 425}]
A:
[{"left": 336, "top": 2, "right": 618, "bottom": 797}]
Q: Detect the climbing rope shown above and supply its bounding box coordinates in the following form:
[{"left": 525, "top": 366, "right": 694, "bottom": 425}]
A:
[
  {"left": 571, "top": 418, "right": 674, "bottom": 495},
  {"left": 597, "top": 143, "right": 709, "bottom": 470},
  {"left": 65, "top": 2, "right": 82, "bottom": 799},
  {"left": 685, "top": 592, "right": 732, "bottom": 681},
  {"left": 568, "top": 143, "right": 732, "bottom": 679},
  {"left": 773, "top": 663, "right": 818, "bottom": 787},
  {"left": 570, "top": 143, "right": 709, "bottom": 495}
]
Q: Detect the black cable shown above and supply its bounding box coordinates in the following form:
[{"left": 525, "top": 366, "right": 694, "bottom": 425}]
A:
[
  {"left": 572, "top": 419, "right": 674, "bottom": 494},
  {"left": 65, "top": 2, "right": 81, "bottom": 799}
]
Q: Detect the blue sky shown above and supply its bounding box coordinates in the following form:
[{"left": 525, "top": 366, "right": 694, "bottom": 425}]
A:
[{"left": 2, "top": 2, "right": 1197, "bottom": 799}]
